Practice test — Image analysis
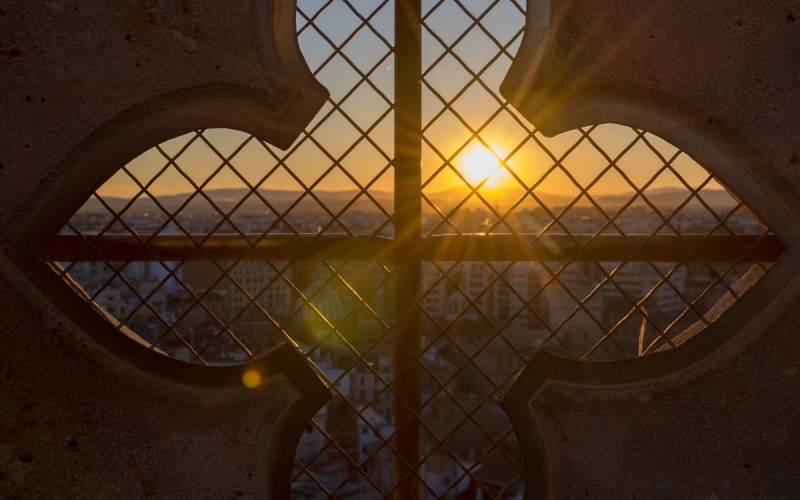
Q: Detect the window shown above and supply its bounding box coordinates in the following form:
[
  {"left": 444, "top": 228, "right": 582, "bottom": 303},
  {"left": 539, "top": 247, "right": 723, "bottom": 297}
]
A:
[{"left": 38, "top": 0, "right": 784, "bottom": 498}]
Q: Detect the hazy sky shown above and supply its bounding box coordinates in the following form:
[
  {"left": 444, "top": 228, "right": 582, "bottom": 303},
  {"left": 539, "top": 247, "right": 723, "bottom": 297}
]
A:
[{"left": 97, "top": 0, "right": 716, "bottom": 201}]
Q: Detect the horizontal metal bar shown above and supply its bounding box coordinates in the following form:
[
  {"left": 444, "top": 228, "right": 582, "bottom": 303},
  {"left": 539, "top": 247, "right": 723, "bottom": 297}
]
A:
[
  {"left": 44, "top": 233, "right": 785, "bottom": 263},
  {"left": 422, "top": 233, "right": 785, "bottom": 262},
  {"left": 44, "top": 234, "right": 396, "bottom": 262}
]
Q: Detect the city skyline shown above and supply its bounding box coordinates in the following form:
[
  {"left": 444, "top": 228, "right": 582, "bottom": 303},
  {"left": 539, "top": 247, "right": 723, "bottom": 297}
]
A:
[{"left": 94, "top": 125, "right": 718, "bottom": 201}]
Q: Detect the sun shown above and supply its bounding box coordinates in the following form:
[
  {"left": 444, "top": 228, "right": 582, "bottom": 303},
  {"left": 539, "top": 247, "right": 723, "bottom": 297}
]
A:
[{"left": 462, "top": 146, "right": 507, "bottom": 187}]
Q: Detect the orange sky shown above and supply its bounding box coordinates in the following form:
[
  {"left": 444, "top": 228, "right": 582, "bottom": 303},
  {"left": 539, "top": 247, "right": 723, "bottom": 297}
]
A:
[
  {"left": 97, "top": 123, "right": 714, "bottom": 201},
  {"left": 96, "top": 1, "right": 714, "bottom": 201}
]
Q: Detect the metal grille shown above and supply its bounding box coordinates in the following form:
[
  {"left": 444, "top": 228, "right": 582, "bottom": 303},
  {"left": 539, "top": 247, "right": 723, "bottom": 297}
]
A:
[{"left": 42, "top": 0, "right": 784, "bottom": 498}]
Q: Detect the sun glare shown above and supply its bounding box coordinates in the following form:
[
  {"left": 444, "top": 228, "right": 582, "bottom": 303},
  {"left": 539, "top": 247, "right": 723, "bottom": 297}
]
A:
[{"left": 462, "top": 146, "right": 507, "bottom": 187}]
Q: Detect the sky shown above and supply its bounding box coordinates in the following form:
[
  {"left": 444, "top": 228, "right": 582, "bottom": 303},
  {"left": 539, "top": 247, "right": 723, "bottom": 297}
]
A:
[{"left": 96, "top": 0, "right": 717, "bottom": 202}]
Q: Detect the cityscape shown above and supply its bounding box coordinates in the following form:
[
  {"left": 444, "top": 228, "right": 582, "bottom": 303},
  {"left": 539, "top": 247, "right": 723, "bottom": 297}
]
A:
[{"left": 56, "top": 197, "right": 764, "bottom": 497}]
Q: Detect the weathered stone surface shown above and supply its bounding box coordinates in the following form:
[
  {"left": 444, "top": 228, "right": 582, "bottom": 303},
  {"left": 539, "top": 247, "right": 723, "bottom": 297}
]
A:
[
  {"left": 503, "top": 0, "right": 800, "bottom": 216},
  {"left": 0, "top": 1, "right": 328, "bottom": 497},
  {"left": 501, "top": 0, "right": 800, "bottom": 497},
  {"left": 0, "top": 0, "right": 324, "bottom": 229},
  {"left": 0, "top": 260, "right": 327, "bottom": 498},
  {"left": 530, "top": 276, "right": 800, "bottom": 497}
]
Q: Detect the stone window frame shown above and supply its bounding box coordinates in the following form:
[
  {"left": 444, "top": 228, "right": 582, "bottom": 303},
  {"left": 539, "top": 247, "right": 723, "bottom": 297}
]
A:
[{"left": 2, "top": 0, "right": 799, "bottom": 497}]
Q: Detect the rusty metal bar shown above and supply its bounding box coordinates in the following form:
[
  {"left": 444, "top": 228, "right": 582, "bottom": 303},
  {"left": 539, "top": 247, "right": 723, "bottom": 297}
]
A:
[
  {"left": 421, "top": 233, "right": 785, "bottom": 262},
  {"left": 45, "top": 233, "right": 785, "bottom": 263},
  {"left": 393, "top": 0, "right": 423, "bottom": 497},
  {"left": 45, "top": 234, "right": 396, "bottom": 262}
]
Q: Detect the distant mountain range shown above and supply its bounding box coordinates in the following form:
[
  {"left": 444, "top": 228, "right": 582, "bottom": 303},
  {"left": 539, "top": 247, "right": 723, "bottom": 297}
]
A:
[{"left": 81, "top": 187, "right": 738, "bottom": 215}]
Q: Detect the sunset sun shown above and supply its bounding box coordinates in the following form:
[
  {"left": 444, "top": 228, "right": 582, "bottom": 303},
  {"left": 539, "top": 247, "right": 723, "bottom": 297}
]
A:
[{"left": 462, "top": 146, "right": 507, "bottom": 187}]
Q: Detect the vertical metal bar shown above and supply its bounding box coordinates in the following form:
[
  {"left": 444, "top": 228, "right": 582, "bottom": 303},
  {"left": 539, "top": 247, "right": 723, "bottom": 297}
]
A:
[{"left": 393, "top": 0, "right": 422, "bottom": 497}]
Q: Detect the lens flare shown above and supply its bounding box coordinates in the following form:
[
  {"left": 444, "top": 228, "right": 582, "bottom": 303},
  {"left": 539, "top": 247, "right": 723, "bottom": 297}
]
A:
[{"left": 242, "top": 370, "right": 261, "bottom": 388}]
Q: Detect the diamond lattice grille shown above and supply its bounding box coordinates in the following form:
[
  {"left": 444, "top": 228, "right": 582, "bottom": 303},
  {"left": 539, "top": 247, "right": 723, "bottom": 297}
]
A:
[{"left": 42, "top": 0, "right": 784, "bottom": 498}]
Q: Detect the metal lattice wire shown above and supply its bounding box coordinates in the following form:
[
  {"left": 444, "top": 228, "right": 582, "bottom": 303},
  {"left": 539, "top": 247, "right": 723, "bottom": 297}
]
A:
[
  {"left": 41, "top": 0, "right": 785, "bottom": 498},
  {"left": 415, "top": 0, "right": 776, "bottom": 495}
]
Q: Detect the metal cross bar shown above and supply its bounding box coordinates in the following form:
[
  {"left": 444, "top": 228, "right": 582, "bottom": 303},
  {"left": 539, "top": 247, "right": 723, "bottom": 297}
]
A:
[
  {"left": 46, "top": 233, "right": 785, "bottom": 263},
  {"left": 393, "top": 0, "right": 423, "bottom": 497}
]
